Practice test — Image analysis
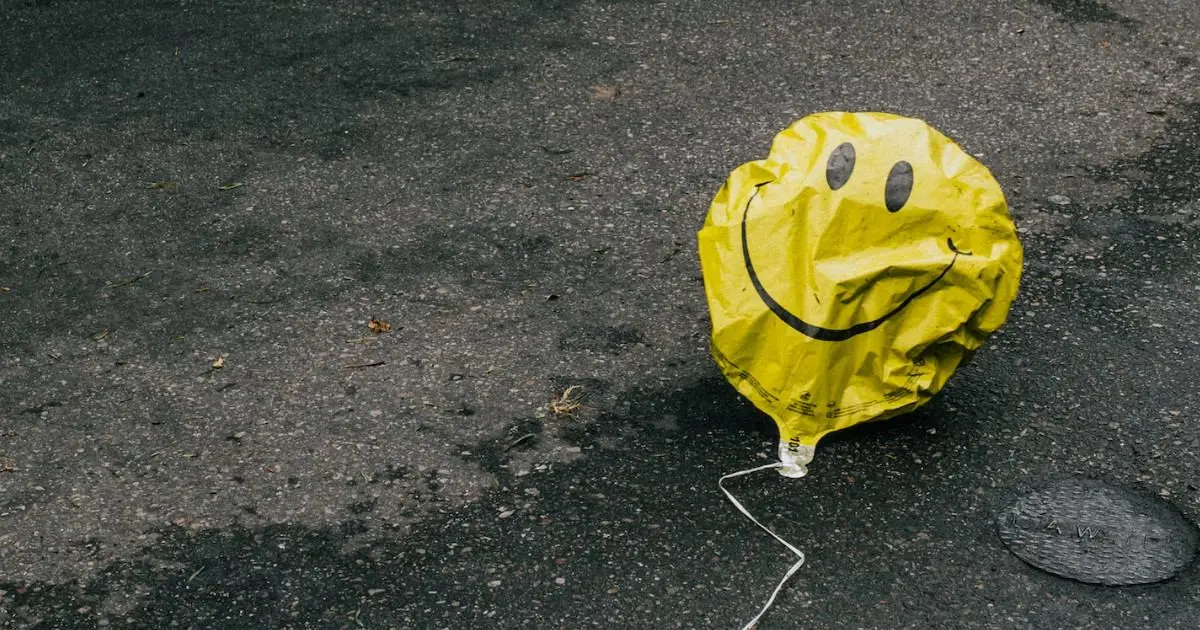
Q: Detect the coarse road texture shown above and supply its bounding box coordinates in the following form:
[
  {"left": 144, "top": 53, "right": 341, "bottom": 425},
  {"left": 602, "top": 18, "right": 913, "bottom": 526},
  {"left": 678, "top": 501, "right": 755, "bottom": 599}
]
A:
[{"left": 1, "top": 0, "right": 1199, "bottom": 628}]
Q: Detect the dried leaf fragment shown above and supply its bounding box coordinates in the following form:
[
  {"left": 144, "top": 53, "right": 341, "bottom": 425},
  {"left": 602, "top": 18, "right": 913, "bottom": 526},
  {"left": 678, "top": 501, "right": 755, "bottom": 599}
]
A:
[
  {"left": 589, "top": 84, "right": 619, "bottom": 102},
  {"left": 549, "top": 385, "right": 586, "bottom": 417},
  {"left": 107, "top": 271, "right": 151, "bottom": 288},
  {"left": 368, "top": 318, "right": 392, "bottom": 334},
  {"left": 218, "top": 182, "right": 245, "bottom": 191},
  {"left": 211, "top": 356, "right": 225, "bottom": 369},
  {"left": 147, "top": 180, "right": 179, "bottom": 190}
]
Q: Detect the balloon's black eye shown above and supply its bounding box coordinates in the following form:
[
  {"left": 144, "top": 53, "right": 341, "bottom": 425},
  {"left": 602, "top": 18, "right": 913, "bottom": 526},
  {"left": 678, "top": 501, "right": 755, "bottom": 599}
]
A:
[
  {"left": 825, "top": 142, "right": 855, "bottom": 191},
  {"left": 885, "top": 161, "right": 913, "bottom": 212}
]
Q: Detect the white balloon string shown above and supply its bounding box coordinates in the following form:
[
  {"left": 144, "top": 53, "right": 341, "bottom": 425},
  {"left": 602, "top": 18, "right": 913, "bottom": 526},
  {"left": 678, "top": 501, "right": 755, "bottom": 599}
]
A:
[{"left": 719, "top": 463, "right": 807, "bottom": 630}]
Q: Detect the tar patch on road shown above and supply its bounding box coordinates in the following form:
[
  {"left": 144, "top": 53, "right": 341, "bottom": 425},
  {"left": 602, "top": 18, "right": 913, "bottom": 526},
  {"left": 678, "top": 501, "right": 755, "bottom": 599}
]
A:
[{"left": 997, "top": 477, "right": 1199, "bottom": 585}]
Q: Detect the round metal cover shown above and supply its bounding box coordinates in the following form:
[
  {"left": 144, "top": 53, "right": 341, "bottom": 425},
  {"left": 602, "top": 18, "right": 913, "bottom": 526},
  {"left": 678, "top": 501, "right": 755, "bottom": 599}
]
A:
[{"left": 997, "top": 477, "right": 1198, "bottom": 585}]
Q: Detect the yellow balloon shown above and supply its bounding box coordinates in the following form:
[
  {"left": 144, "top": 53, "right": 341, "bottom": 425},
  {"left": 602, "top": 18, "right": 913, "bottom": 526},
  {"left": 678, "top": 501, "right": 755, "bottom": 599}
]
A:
[{"left": 698, "top": 112, "right": 1023, "bottom": 477}]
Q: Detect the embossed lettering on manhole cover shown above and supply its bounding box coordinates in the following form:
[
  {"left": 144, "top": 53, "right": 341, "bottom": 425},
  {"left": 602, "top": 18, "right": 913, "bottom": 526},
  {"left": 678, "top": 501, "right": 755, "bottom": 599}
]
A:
[{"left": 997, "top": 477, "right": 1198, "bottom": 585}]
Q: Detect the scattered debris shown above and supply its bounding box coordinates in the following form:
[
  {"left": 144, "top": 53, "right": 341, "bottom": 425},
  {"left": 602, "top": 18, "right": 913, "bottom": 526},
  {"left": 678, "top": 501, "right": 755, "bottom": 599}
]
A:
[
  {"left": 92, "top": 329, "right": 109, "bottom": 341},
  {"left": 21, "top": 401, "right": 62, "bottom": 414},
  {"left": 239, "top": 295, "right": 281, "bottom": 305},
  {"left": 147, "top": 180, "right": 179, "bottom": 190},
  {"left": 589, "top": 84, "right": 619, "bottom": 102},
  {"left": 567, "top": 172, "right": 591, "bottom": 182},
  {"left": 548, "top": 385, "right": 586, "bottom": 417},
  {"left": 344, "top": 361, "right": 386, "bottom": 369},
  {"left": 434, "top": 54, "right": 478, "bottom": 63},
  {"left": 504, "top": 433, "right": 536, "bottom": 452},
  {"left": 1, "top": 463, "right": 16, "bottom": 473},
  {"left": 218, "top": 182, "right": 245, "bottom": 191},
  {"left": 368, "top": 318, "right": 392, "bottom": 334},
  {"left": 0, "top": 287, "right": 10, "bottom": 293},
  {"left": 211, "top": 356, "right": 225, "bottom": 370},
  {"left": 187, "top": 567, "right": 205, "bottom": 583},
  {"left": 106, "top": 271, "right": 151, "bottom": 288}
]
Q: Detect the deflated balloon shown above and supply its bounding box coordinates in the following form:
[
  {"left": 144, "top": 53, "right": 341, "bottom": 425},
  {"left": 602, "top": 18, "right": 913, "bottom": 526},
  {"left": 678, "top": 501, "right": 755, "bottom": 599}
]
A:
[{"left": 698, "top": 112, "right": 1022, "bottom": 477}]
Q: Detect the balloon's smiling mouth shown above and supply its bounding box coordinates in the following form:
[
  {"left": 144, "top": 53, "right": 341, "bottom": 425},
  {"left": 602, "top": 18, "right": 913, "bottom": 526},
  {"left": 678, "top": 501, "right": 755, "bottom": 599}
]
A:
[{"left": 741, "top": 185, "right": 965, "bottom": 342}]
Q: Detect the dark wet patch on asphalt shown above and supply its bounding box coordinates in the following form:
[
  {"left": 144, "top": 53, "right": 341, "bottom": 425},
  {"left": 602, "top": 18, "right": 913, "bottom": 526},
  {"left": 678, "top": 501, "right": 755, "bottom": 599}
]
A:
[
  {"left": 1020, "top": 104, "right": 1200, "bottom": 284},
  {"left": 1032, "top": 0, "right": 1137, "bottom": 24},
  {"left": 4, "top": 367, "right": 1197, "bottom": 629},
  {"left": 0, "top": 1, "right": 583, "bottom": 150},
  {"left": 0, "top": 377, "right": 777, "bottom": 629}
]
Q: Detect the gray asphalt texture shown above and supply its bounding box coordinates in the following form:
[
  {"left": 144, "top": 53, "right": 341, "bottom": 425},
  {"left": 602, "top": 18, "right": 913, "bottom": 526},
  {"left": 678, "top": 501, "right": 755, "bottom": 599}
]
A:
[{"left": 2, "top": 0, "right": 1199, "bottom": 628}]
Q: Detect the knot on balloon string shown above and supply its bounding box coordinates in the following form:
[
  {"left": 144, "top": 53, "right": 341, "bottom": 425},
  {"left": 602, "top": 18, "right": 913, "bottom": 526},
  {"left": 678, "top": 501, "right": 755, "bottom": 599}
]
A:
[{"left": 719, "top": 462, "right": 807, "bottom": 630}]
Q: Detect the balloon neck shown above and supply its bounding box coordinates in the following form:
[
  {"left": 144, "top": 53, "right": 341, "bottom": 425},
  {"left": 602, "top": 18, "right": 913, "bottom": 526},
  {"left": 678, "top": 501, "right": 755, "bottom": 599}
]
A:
[{"left": 777, "top": 442, "right": 814, "bottom": 478}]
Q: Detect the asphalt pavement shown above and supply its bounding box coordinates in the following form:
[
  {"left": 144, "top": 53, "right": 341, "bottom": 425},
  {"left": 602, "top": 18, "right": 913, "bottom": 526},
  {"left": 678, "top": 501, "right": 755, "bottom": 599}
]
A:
[{"left": 2, "top": 0, "right": 1199, "bottom": 628}]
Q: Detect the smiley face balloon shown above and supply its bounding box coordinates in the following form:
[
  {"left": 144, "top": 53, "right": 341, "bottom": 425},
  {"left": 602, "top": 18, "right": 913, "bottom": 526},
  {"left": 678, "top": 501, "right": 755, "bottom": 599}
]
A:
[{"left": 699, "top": 112, "right": 1022, "bottom": 477}]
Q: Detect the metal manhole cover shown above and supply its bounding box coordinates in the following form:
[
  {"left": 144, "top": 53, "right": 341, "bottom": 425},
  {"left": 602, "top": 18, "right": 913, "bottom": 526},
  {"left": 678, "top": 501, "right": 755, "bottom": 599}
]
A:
[{"left": 997, "top": 477, "right": 1198, "bottom": 585}]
